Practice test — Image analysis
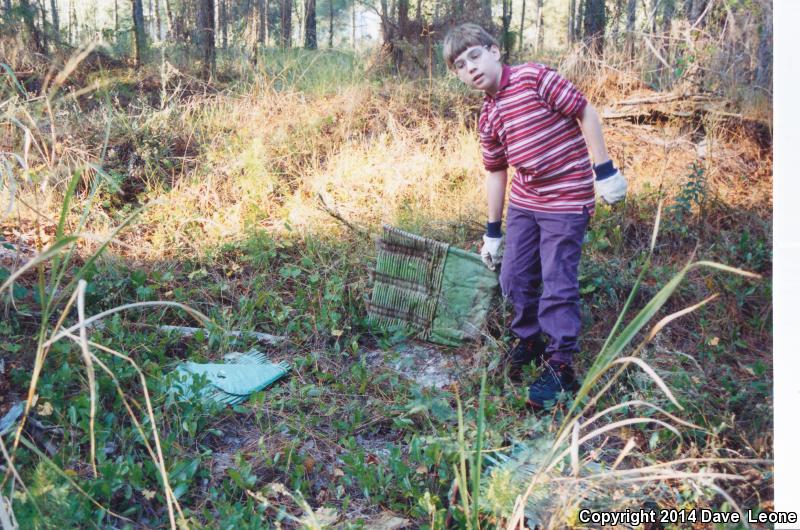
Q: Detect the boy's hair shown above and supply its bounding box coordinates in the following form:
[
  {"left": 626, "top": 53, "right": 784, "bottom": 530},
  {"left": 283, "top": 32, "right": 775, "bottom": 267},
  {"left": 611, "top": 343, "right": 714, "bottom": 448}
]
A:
[{"left": 443, "top": 23, "right": 500, "bottom": 69}]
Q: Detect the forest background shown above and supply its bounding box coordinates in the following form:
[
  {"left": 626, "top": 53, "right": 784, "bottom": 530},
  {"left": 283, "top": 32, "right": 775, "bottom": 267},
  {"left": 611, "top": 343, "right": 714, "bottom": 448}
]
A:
[{"left": 0, "top": 0, "right": 775, "bottom": 527}]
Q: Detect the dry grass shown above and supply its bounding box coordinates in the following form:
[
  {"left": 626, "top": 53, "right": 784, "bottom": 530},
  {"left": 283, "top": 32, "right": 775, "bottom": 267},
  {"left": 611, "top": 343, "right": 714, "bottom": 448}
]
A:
[{"left": 2, "top": 33, "right": 772, "bottom": 265}]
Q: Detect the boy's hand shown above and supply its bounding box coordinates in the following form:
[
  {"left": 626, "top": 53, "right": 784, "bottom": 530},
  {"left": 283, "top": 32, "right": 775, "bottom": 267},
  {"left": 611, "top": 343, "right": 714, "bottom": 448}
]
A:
[
  {"left": 596, "top": 169, "right": 628, "bottom": 204},
  {"left": 481, "top": 234, "right": 504, "bottom": 271}
]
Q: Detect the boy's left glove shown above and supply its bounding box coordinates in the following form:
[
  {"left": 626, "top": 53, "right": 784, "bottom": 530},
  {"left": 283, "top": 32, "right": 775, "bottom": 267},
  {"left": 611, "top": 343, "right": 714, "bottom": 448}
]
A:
[
  {"left": 481, "top": 234, "right": 504, "bottom": 271},
  {"left": 594, "top": 160, "right": 628, "bottom": 204}
]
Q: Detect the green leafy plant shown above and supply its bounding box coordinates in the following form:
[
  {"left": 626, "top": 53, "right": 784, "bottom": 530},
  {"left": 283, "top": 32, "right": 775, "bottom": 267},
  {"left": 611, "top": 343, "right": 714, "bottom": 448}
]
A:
[{"left": 666, "top": 163, "right": 707, "bottom": 239}]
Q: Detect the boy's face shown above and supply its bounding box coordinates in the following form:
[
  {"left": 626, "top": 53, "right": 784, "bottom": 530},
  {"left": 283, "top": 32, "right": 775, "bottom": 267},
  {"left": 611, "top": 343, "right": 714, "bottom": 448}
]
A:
[{"left": 452, "top": 44, "right": 503, "bottom": 95}]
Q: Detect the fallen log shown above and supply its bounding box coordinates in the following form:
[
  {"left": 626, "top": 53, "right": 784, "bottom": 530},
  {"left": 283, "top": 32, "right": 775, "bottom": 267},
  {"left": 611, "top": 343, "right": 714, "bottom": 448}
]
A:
[{"left": 157, "top": 325, "right": 285, "bottom": 345}]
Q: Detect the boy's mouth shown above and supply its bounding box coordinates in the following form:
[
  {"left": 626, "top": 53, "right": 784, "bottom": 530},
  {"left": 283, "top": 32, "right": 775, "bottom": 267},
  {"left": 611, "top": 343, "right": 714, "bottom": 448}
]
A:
[{"left": 472, "top": 73, "right": 484, "bottom": 84}]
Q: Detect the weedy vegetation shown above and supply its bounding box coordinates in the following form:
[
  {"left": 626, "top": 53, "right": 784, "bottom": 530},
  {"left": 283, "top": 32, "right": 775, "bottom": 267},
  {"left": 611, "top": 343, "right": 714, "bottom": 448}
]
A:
[{"left": 0, "top": 18, "right": 772, "bottom": 530}]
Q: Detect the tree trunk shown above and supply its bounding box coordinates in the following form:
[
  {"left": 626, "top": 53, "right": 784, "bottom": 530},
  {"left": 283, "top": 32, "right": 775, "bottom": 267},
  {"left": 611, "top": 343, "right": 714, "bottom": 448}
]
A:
[
  {"left": 280, "top": 0, "right": 292, "bottom": 47},
  {"left": 295, "top": 0, "right": 303, "bottom": 41},
  {"left": 583, "top": 0, "right": 605, "bottom": 54},
  {"left": 480, "top": 0, "right": 491, "bottom": 27},
  {"left": 754, "top": 0, "right": 771, "bottom": 88},
  {"left": 155, "top": 0, "right": 162, "bottom": 40},
  {"left": 179, "top": 0, "right": 190, "bottom": 41},
  {"left": 220, "top": 0, "right": 227, "bottom": 47},
  {"left": 265, "top": 0, "right": 270, "bottom": 43},
  {"left": 661, "top": 0, "right": 674, "bottom": 60},
  {"left": 535, "top": 0, "right": 543, "bottom": 51},
  {"left": 164, "top": 0, "right": 174, "bottom": 39},
  {"left": 304, "top": 0, "right": 316, "bottom": 48},
  {"left": 351, "top": 0, "right": 355, "bottom": 48},
  {"left": 71, "top": 0, "right": 77, "bottom": 42},
  {"left": 68, "top": 0, "right": 73, "bottom": 44},
  {"left": 415, "top": 0, "right": 421, "bottom": 21},
  {"left": 199, "top": 0, "right": 215, "bottom": 78},
  {"left": 518, "top": 0, "right": 526, "bottom": 52},
  {"left": 147, "top": 0, "right": 154, "bottom": 39},
  {"left": 662, "top": 0, "right": 674, "bottom": 33},
  {"left": 567, "top": 0, "right": 575, "bottom": 44},
  {"left": 39, "top": 0, "right": 48, "bottom": 51},
  {"left": 625, "top": 0, "right": 635, "bottom": 56},
  {"left": 3, "top": 0, "right": 11, "bottom": 20},
  {"left": 501, "top": 0, "right": 512, "bottom": 60},
  {"left": 114, "top": 0, "right": 119, "bottom": 40},
  {"left": 50, "top": 0, "right": 59, "bottom": 40},
  {"left": 389, "top": 0, "right": 409, "bottom": 68},
  {"left": 72, "top": 0, "right": 77, "bottom": 43},
  {"left": 132, "top": 0, "right": 146, "bottom": 66},
  {"left": 258, "top": 0, "right": 266, "bottom": 44},
  {"left": 328, "top": 0, "right": 333, "bottom": 47},
  {"left": 398, "top": 0, "right": 408, "bottom": 36},
  {"left": 575, "top": 0, "right": 585, "bottom": 42},
  {"left": 379, "top": 0, "right": 388, "bottom": 43},
  {"left": 612, "top": 0, "right": 622, "bottom": 43},
  {"left": 689, "top": 0, "right": 706, "bottom": 26}
]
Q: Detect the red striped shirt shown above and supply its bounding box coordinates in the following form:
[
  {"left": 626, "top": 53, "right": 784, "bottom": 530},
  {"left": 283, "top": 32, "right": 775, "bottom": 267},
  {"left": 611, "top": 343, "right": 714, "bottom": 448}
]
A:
[{"left": 479, "top": 63, "right": 595, "bottom": 215}]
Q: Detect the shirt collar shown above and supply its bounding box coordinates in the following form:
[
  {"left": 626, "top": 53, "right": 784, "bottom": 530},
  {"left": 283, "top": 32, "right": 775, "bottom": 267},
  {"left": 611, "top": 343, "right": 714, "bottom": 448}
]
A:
[
  {"left": 486, "top": 64, "right": 512, "bottom": 101},
  {"left": 499, "top": 64, "right": 512, "bottom": 91}
]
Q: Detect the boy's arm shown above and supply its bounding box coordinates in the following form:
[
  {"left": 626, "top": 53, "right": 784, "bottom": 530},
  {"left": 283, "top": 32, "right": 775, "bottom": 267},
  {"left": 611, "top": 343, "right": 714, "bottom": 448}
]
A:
[
  {"left": 577, "top": 103, "right": 628, "bottom": 204},
  {"left": 576, "top": 103, "right": 610, "bottom": 165},
  {"left": 481, "top": 168, "right": 507, "bottom": 270},
  {"left": 487, "top": 168, "right": 508, "bottom": 223}
]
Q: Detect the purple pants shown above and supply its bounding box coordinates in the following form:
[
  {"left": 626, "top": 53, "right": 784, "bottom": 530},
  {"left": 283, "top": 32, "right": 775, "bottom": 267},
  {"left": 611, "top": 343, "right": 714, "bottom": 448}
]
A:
[{"left": 499, "top": 205, "right": 590, "bottom": 365}]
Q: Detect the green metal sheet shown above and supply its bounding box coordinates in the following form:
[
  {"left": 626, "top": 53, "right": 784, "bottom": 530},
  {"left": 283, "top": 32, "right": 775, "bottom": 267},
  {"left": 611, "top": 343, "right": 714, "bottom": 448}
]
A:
[{"left": 169, "top": 350, "right": 290, "bottom": 405}]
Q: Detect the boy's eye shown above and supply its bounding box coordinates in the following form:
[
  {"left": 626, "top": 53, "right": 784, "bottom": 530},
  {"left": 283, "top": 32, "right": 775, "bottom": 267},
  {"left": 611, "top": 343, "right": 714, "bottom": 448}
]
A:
[
  {"left": 455, "top": 60, "right": 465, "bottom": 70},
  {"left": 468, "top": 49, "right": 482, "bottom": 60}
]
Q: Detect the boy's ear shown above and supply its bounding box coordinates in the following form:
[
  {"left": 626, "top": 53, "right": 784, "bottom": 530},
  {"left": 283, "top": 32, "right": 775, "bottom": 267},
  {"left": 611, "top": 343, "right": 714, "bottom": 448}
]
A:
[{"left": 489, "top": 45, "right": 502, "bottom": 60}]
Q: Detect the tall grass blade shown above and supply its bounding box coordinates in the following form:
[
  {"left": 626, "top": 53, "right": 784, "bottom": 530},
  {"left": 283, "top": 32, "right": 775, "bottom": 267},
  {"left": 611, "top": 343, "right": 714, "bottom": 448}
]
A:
[
  {"left": 54, "top": 170, "right": 82, "bottom": 240},
  {"left": 610, "top": 357, "right": 682, "bottom": 409},
  {"left": 75, "top": 280, "right": 98, "bottom": 477},
  {"left": 86, "top": 163, "right": 123, "bottom": 194},
  {"left": 0, "top": 237, "right": 79, "bottom": 294},
  {"left": 599, "top": 201, "right": 663, "bottom": 356},
  {"left": 643, "top": 294, "right": 718, "bottom": 342},
  {"left": 0, "top": 64, "right": 26, "bottom": 97},
  {"left": 471, "top": 371, "right": 487, "bottom": 530},
  {"left": 454, "top": 389, "right": 472, "bottom": 529}
]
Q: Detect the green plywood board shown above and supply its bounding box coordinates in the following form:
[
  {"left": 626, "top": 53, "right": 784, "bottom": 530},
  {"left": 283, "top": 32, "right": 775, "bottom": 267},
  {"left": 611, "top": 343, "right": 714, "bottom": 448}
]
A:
[{"left": 367, "top": 226, "right": 499, "bottom": 346}]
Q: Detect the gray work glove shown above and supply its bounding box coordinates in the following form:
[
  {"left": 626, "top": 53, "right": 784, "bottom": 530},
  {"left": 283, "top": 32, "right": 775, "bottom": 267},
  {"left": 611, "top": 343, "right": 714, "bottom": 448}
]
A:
[
  {"left": 480, "top": 234, "right": 504, "bottom": 271},
  {"left": 595, "top": 169, "right": 628, "bottom": 204}
]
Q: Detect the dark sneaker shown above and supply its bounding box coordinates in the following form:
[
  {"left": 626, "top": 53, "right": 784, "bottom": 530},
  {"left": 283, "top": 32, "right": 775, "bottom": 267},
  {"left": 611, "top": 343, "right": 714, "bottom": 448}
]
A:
[
  {"left": 506, "top": 335, "right": 549, "bottom": 382},
  {"left": 526, "top": 362, "right": 579, "bottom": 410}
]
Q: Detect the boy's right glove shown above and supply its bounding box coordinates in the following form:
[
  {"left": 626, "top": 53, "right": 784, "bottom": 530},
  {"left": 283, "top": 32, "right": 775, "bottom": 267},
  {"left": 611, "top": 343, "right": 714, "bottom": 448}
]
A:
[
  {"left": 481, "top": 234, "right": 504, "bottom": 271},
  {"left": 595, "top": 169, "right": 628, "bottom": 204}
]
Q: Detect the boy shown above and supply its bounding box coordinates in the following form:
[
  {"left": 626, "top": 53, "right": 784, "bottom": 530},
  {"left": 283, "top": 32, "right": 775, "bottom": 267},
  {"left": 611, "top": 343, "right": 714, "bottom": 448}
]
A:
[{"left": 443, "top": 24, "right": 628, "bottom": 409}]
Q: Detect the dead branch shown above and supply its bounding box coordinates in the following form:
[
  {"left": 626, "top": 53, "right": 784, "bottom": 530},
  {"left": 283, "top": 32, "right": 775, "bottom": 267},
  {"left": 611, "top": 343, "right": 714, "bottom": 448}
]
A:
[
  {"left": 156, "top": 325, "right": 285, "bottom": 346},
  {"left": 611, "top": 93, "right": 718, "bottom": 106},
  {"left": 316, "top": 192, "right": 371, "bottom": 238}
]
